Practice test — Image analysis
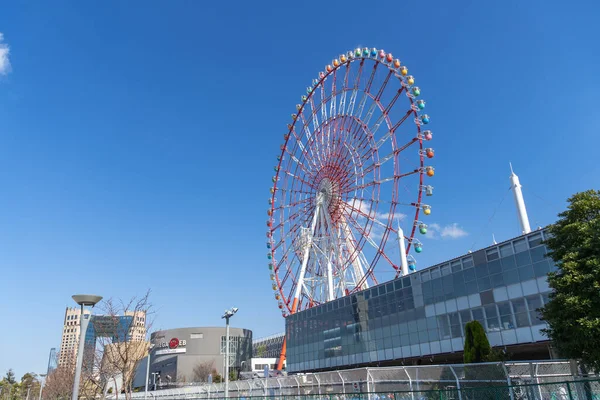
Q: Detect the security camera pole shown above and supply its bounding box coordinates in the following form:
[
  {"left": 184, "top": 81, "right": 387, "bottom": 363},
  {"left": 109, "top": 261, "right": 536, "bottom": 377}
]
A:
[
  {"left": 221, "top": 307, "right": 238, "bottom": 399},
  {"left": 71, "top": 294, "right": 103, "bottom": 400}
]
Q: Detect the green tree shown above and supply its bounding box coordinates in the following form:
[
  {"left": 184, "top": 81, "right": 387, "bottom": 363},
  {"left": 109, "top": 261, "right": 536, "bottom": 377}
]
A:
[
  {"left": 540, "top": 190, "right": 600, "bottom": 372},
  {"left": 4, "top": 370, "right": 16, "bottom": 385},
  {"left": 463, "top": 321, "right": 491, "bottom": 363}
]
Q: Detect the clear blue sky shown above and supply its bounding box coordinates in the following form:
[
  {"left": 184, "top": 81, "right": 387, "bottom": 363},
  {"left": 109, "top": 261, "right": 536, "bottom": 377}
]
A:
[{"left": 1, "top": 0, "right": 599, "bottom": 378}]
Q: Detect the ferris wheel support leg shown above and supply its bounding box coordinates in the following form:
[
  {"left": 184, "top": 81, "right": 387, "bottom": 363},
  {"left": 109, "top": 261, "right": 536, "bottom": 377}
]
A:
[
  {"left": 294, "top": 199, "right": 322, "bottom": 301},
  {"left": 398, "top": 225, "right": 409, "bottom": 276},
  {"left": 278, "top": 199, "right": 322, "bottom": 371},
  {"left": 341, "top": 218, "right": 369, "bottom": 291},
  {"left": 319, "top": 209, "right": 335, "bottom": 302}
]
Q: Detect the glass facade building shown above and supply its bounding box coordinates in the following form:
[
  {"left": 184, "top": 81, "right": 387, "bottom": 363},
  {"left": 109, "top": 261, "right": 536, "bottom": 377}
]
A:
[{"left": 286, "top": 230, "right": 556, "bottom": 373}]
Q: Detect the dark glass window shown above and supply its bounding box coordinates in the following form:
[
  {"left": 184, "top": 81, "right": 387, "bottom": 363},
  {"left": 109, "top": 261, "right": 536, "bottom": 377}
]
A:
[
  {"left": 499, "top": 243, "right": 514, "bottom": 258},
  {"left": 437, "top": 315, "right": 451, "bottom": 339},
  {"left": 486, "top": 248, "right": 499, "bottom": 261},
  {"left": 490, "top": 273, "right": 505, "bottom": 288},
  {"left": 511, "top": 298, "right": 530, "bottom": 327},
  {"left": 462, "top": 257, "right": 474, "bottom": 269},
  {"left": 477, "top": 277, "right": 491, "bottom": 291},
  {"left": 472, "top": 308, "right": 485, "bottom": 327},
  {"left": 528, "top": 233, "right": 543, "bottom": 248},
  {"left": 475, "top": 263, "right": 489, "bottom": 279},
  {"left": 526, "top": 295, "right": 543, "bottom": 325},
  {"left": 515, "top": 251, "right": 531, "bottom": 267},
  {"left": 503, "top": 270, "right": 521, "bottom": 285},
  {"left": 441, "top": 264, "right": 452, "bottom": 276},
  {"left": 431, "top": 268, "right": 441, "bottom": 279},
  {"left": 513, "top": 238, "right": 528, "bottom": 253},
  {"left": 530, "top": 246, "right": 548, "bottom": 263},
  {"left": 518, "top": 265, "right": 535, "bottom": 281},
  {"left": 451, "top": 260, "right": 462, "bottom": 272},
  {"left": 533, "top": 260, "right": 550, "bottom": 277},
  {"left": 498, "top": 302, "right": 514, "bottom": 329},
  {"left": 460, "top": 310, "right": 472, "bottom": 326},
  {"left": 484, "top": 305, "right": 500, "bottom": 332},
  {"left": 463, "top": 267, "right": 477, "bottom": 282},
  {"left": 501, "top": 256, "right": 517, "bottom": 271},
  {"left": 487, "top": 259, "right": 502, "bottom": 275}
]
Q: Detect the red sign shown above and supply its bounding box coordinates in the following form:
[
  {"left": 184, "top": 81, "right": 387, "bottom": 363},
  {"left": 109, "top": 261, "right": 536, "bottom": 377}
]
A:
[{"left": 169, "top": 338, "right": 180, "bottom": 349}]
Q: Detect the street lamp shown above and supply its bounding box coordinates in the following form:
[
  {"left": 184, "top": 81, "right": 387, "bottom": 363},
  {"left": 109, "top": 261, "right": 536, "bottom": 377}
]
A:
[
  {"left": 221, "top": 307, "right": 238, "bottom": 399},
  {"left": 38, "top": 374, "right": 47, "bottom": 400},
  {"left": 144, "top": 343, "right": 155, "bottom": 400},
  {"left": 71, "top": 294, "right": 102, "bottom": 400}
]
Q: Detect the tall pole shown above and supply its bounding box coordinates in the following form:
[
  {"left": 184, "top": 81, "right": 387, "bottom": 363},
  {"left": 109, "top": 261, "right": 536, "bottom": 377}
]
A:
[
  {"left": 38, "top": 375, "right": 46, "bottom": 400},
  {"left": 509, "top": 163, "right": 532, "bottom": 235},
  {"left": 224, "top": 316, "right": 230, "bottom": 400},
  {"left": 72, "top": 304, "right": 91, "bottom": 400},
  {"left": 143, "top": 345, "right": 153, "bottom": 400}
]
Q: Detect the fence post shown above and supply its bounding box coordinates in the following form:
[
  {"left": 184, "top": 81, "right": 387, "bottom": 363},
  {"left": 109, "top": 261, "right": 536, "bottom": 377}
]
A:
[
  {"left": 448, "top": 366, "right": 462, "bottom": 400},
  {"left": 501, "top": 362, "right": 515, "bottom": 400},
  {"left": 566, "top": 382, "right": 574, "bottom": 400}
]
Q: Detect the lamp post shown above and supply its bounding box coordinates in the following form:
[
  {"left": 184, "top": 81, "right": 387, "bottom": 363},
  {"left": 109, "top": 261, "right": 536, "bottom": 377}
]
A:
[
  {"left": 37, "top": 374, "right": 46, "bottom": 400},
  {"left": 221, "top": 307, "right": 238, "bottom": 399},
  {"left": 71, "top": 294, "right": 102, "bottom": 400},
  {"left": 144, "top": 344, "right": 155, "bottom": 400}
]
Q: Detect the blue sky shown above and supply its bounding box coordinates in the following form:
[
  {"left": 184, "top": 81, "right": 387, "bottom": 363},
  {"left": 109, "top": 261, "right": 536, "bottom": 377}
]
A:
[{"left": 1, "top": 0, "right": 599, "bottom": 378}]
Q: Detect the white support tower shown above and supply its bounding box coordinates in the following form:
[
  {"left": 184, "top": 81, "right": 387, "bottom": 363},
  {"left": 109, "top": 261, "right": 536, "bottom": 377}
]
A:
[
  {"left": 509, "top": 163, "right": 532, "bottom": 235},
  {"left": 398, "top": 225, "right": 409, "bottom": 276}
]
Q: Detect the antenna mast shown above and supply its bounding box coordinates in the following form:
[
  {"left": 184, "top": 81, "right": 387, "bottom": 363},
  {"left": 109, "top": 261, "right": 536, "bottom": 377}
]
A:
[{"left": 509, "top": 163, "right": 532, "bottom": 234}]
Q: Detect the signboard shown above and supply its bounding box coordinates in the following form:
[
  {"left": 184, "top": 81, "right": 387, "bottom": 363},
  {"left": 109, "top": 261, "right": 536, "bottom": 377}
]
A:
[
  {"left": 154, "top": 337, "right": 187, "bottom": 355},
  {"left": 155, "top": 347, "right": 187, "bottom": 355}
]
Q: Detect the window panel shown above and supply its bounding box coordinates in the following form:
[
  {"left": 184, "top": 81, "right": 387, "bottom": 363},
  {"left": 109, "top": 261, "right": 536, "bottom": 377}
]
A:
[
  {"left": 475, "top": 263, "right": 489, "bottom": 278},
  {"left": 530, "top": 246, "right": 548, "bottom": 263},
  {"left": 499, "top": 243, "right": 514, "bottom": 258},
  {"left": 513, "top": 238, "right": 528, "bottom": 253},
  {"left": 487, "top": 259, "right": 502, "bottom": 275},
  {"left": 451, "top": 260, "right": 462, "bottom": 272},
  {"left": 484, "top": 305, "right": 500, "bottom": 332},
  {"left": 441, "top": 264, "right": 452, "bottom": 276},
  {"left": 486, "top": 248, "right": 499, "bottom": 261},
  {"left": 498, "top": 302, "right": 514, "bottom": 329},
  {"left": 501, "top": 256, "right": 517, "bottom": 271},
  {"left": 431, "top": 268, "right": 441, "bottom": 279},
  {"left": 472, "top": 308, "right": 485, "bottom": 326},
  {"left": 503, "top": 270, "right": 521, "bottom": 285},
  {"left": 462, "top": 257, "right": 474, "bottom": 269},
  {"left": 490, "top": 273, "right": 504, "bottom": 288},
  {"left": 437, "top": 315, "right": 451, "bottom": 339},
  {"left": 460, "top": 310, "right": 472, "bottom": 325},
  {"left": 463, "top": 267, "right": 477, "bottom": 282},
  {"left": 533, "top": 260, "right": 550, "bottom": 277},
  {"left": 528, "top": 233, "right": 543, "bottom": 248},
  {"left": 515, "top": 251, "right": 532, "bottom": 267},
  {"left": 518, "top": 265, "right": 535, "bottom": 281},
  {"left": 478, "top": 277, "right": 491, "bottom": 291}
]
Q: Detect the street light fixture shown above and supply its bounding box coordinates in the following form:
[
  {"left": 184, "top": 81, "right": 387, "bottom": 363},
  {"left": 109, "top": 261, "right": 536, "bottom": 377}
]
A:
[
  {"left": 38, "top": 374, "right": 47, "bottom": 400},
  {"left": 221, "top": 307, "right": 238, "bottom": 399},
  {"left": 71, "top": 294, "right": 102, "bottom": 400},
  {"left": 144, "top": 343, "right": 155, "bottom": 400}
]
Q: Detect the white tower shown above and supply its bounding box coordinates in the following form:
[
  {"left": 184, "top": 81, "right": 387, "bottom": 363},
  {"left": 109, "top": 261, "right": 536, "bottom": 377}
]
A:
[{"left": 509, "top": 163, "right": 532, "bottom": 234}]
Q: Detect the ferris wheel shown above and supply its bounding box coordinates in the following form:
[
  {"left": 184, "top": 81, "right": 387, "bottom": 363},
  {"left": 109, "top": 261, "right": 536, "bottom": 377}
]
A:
[{"left": 267, "top": 46, "right": 435, "bottom": 321}]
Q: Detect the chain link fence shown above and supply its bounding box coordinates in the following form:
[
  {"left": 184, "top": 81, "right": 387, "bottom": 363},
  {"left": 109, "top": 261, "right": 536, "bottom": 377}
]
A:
[{"left": 128, "top": 360, "right": 598, "bottom": 399}]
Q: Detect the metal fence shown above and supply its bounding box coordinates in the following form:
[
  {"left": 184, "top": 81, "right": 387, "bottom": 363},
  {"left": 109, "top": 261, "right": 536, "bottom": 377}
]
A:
[{"left": 130, "top": 360, "right": 597, "bottom": 399}]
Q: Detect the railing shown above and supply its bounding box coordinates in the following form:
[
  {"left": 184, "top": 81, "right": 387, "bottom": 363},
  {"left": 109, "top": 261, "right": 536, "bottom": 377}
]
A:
[{"left": 126, "top": 360, "right": 597, "bottom": 399}]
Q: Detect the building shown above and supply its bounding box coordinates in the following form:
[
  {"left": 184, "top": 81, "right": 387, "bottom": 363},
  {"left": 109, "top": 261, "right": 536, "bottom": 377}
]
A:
[
  {"left": 247, "top": 333, "right": 286, "bottom": 377},
  {"left": 132, "top": 327, "right": 252, "bottom": 388},
  {"left": 58, "top": 307, "right": 146, "bottom": 368},
  {"left": 286, "top": 229, "right": 556, "bottom": 373}
]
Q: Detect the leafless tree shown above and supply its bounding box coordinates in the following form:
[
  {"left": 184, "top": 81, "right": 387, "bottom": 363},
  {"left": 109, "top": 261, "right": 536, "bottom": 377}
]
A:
[
  {"left": 192, "top": 360, "right": 215, "bottom": 383},
  {"left": 42, "top": 359, "right": 75, "bottom": 400},
  {"left": 94, "top": 290, "right": 154, "bottom": 400}
]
